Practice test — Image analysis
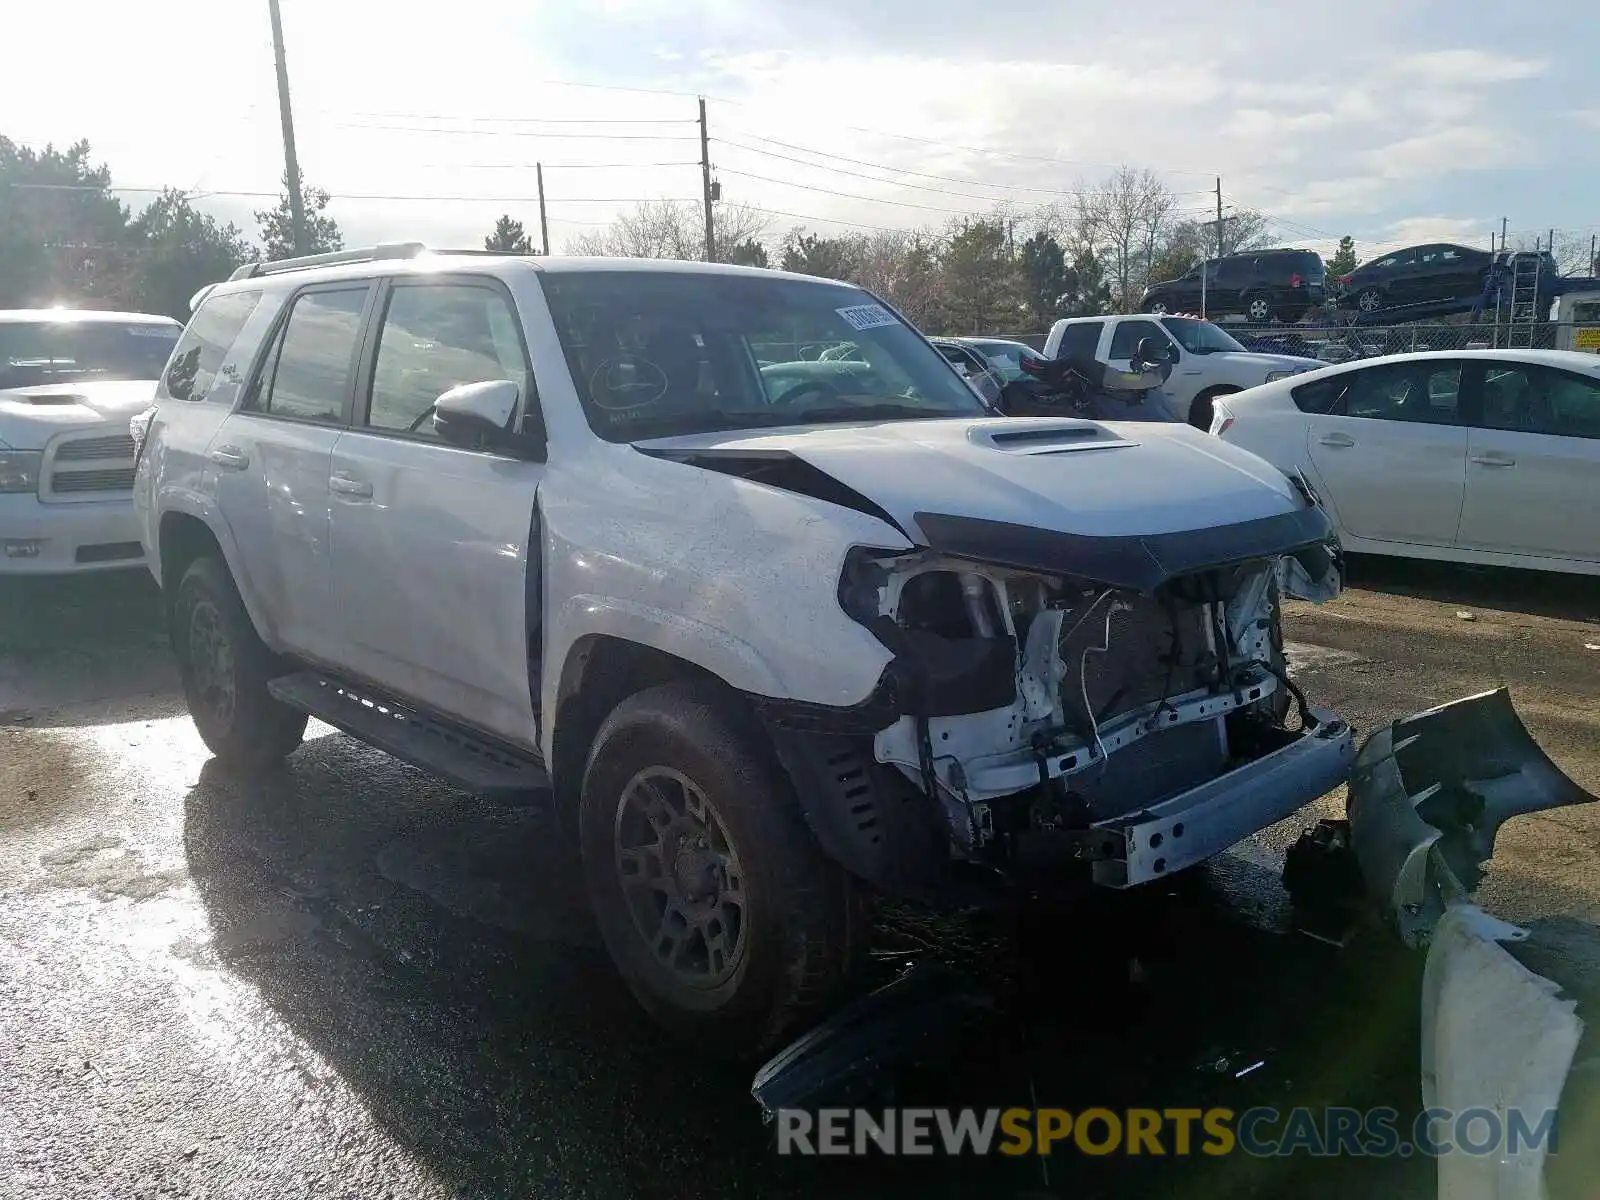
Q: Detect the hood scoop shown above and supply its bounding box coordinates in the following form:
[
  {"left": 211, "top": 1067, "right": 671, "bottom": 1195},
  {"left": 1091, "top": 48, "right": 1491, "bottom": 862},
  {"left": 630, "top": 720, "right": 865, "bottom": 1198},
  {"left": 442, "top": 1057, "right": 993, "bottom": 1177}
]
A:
[
  {"left": 978, "top": 421, "right": 1136, "bottom": 455},
  {"left": 1, "top": 387, "right": 87, "bottom": 405}
]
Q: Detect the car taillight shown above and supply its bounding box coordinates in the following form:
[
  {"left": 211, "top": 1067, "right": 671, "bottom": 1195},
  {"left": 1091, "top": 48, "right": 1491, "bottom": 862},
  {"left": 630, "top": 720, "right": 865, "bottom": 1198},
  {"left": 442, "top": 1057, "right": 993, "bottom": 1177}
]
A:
[
  {"left": 1289, "top": 273, "right": 1303, "bottom": 287},
  {"left": 1210, "top": 403, "right": 1235, "bottom": 436},
  {"left": 1335, "top": 274, "right": 1353, "bottom": 286}
]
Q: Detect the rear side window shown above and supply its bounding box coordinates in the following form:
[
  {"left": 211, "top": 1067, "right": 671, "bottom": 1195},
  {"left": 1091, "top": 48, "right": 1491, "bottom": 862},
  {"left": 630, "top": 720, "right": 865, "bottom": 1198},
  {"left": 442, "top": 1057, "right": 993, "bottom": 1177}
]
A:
[
  {"left": 1292, "top": 376, "right": 1344, "bottom": 414},
  {"left": 164, "top": 291, "right": 262, "bottom": 402},
  {"left": 1297, "top": 363, "right": 1462, "bottom": 423},
  {"left": 1054, "top": 322, "right": 1103, "bottom": 360},
  {"left": 248, "top": 287, "right": 368, "bottom": 424},
  {"left": 1479, "top": 365, "right": 1600, "bottom": 439},
  {"left": 1289, "top": 252, "right": 1325, "bottom": 280}
]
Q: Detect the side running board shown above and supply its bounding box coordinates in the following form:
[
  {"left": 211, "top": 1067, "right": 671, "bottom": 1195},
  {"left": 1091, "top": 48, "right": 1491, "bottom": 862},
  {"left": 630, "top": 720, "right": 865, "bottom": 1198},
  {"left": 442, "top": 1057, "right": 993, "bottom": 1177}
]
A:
[{"left": 267, "top": 671, "right": 549, "bottom": 801}]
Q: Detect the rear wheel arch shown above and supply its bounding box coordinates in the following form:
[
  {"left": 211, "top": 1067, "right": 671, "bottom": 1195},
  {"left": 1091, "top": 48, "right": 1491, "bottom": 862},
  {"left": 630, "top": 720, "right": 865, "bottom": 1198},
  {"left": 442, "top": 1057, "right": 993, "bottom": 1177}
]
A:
[
  {"left": 157, "top": 510, "right": 273, "bottom": 647},
  {"left": 1188, "top": 385, "right": 1242, "bottom": 431}
]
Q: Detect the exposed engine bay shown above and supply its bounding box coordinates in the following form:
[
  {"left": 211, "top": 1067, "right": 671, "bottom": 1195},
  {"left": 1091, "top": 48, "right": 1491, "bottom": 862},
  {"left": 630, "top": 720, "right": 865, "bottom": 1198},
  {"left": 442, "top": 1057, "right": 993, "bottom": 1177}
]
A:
[{"left": 782, "top": 537, "right": 1353, "bottom": 896}]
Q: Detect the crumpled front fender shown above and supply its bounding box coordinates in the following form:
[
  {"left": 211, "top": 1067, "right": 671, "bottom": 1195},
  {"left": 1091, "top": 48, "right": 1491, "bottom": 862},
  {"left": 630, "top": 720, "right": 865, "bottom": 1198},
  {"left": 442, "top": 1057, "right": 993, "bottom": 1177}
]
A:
[{"left": 1348, "top": 686, "right": 1597, "bottom": 948}]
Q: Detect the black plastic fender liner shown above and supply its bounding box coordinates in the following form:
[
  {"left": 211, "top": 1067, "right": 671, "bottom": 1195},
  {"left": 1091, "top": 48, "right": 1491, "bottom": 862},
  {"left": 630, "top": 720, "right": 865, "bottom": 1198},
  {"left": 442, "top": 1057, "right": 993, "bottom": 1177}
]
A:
[
  {"left": 751, "top": 964, "right": 994, "bottom": 1119},
  {"left": 912, "top": 505, "right": 1337, "bottom": 593},
  {"left": 763, "top": 726, "right": 951, "bottom": 898}
]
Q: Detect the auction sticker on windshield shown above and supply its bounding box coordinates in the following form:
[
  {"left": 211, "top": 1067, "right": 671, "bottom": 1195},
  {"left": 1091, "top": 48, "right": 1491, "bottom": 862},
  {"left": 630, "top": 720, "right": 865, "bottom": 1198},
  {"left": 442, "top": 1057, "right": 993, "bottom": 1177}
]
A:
[{"left": 837, "top": 304, "right": 898, "bottom": 332}]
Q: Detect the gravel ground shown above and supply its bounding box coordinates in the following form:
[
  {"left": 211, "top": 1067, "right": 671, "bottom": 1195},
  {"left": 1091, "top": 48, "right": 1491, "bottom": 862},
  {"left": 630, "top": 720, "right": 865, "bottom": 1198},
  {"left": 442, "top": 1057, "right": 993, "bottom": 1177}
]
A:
[{"left": 1, "top": 558, "right": 1596, "bottom": 1199}]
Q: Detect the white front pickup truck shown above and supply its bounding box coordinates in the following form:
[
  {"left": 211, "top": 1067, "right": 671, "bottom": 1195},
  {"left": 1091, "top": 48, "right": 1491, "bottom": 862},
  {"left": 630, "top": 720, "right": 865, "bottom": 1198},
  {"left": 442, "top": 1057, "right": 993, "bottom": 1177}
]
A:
[{"left": 1044, "top": 313, "right": 1322, "bottom": 431}]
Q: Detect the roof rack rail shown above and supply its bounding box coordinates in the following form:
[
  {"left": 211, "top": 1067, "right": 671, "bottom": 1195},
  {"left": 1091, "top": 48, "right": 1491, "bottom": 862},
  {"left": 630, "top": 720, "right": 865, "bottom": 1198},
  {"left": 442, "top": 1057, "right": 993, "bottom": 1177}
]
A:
[{"left": 228, "top": 241, "right": 429, "bottom": 282}]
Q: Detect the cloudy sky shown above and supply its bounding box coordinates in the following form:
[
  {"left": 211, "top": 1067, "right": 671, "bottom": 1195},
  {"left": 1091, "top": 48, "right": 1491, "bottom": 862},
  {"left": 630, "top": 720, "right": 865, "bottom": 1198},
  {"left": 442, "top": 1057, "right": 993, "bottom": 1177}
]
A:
[{"left": 5, "top": 0, "right": 1596, "bottom": 260}]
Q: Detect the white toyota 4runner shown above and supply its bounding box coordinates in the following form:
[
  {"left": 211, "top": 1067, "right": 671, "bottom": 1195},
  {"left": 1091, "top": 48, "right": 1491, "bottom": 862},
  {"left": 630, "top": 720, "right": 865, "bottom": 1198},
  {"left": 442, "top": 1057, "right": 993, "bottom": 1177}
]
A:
[{"left": 135, "top": 244, "right": 1352, "bottom": 1055}]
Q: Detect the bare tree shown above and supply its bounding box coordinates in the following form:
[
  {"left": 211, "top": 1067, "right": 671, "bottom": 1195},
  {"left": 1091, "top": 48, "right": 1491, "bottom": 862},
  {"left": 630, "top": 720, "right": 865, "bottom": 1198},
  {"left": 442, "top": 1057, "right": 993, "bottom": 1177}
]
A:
[
  {"left": 1075, "top": 166, "right": 1180, "bottom": 311},
  {"left": 564, "top": 200, "right": 769, "bottom": 261}
]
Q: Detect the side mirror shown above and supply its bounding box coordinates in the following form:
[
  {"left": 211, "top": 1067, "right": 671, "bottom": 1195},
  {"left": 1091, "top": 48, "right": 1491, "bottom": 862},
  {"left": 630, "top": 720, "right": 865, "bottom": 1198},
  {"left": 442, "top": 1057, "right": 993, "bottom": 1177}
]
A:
[
  {"left": 1134, "top": 337, "right": 1171, "bottom": 367},
  {"left": 433, "top": 379, "right": 544, "bottom": 459}
]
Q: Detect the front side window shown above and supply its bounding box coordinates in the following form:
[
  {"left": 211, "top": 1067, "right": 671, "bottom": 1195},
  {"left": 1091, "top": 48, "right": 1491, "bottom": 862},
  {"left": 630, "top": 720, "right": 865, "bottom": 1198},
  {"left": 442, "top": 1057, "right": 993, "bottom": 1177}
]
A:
[
  {"left": 1342, "top": 362, "right": 1462, "bottom": 423},
  {"left": 0, "top": 319, "right": 182, "bottom": 390},
  {"left": 1479, "top": 365, "right": 1600, "bottom": 439},
  {"left": 251, "top": 287, "right": 368, "bottom": 423},
  {"left": 163, "top": 290, "right": 262, "bottom": 402},
  {"left": 367, "top": 283, "right": 532, "bottom": 437},
  {"left": 1108, "top": 319, "right": 1171, "bottom": 359},
  {"left": 539, "top": 271, "right": 983, "bottom": 441}
]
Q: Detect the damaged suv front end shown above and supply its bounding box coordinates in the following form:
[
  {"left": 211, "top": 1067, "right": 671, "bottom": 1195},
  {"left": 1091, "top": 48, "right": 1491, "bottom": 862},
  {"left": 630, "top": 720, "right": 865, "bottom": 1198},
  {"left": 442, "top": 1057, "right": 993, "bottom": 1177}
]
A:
[{"left": 766, "top": 461, "right": 1353, "bottom": 900}]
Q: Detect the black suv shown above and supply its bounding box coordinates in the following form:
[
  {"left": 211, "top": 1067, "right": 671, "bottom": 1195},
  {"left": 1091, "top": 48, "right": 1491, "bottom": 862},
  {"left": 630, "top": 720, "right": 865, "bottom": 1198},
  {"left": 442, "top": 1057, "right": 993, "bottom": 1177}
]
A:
[{"left": 1140, "top": 248, "right": 1326, "bottom": 324}]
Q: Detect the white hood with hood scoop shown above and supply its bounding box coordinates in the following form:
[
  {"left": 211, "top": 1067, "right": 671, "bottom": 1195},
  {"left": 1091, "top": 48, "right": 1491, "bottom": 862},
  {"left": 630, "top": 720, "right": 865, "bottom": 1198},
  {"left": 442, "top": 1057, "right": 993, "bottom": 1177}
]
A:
[
  {"left": 637, "top": 414, "right": 1308, "bottom": 543},
  {"left": 0, "top": 380, "right": 159, "bottom": 448}
]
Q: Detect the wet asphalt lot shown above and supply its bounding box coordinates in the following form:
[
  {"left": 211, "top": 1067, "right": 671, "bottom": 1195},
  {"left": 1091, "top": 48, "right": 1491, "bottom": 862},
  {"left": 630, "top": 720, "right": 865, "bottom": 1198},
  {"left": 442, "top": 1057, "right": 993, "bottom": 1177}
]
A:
[{"left": 1, "top": 561, "right": 1597, "bottom": 1199}]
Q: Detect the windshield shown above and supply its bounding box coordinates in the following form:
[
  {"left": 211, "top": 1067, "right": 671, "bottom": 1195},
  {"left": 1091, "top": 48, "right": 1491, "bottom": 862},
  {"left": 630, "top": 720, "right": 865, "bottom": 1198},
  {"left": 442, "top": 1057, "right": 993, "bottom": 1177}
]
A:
[
  {"left": 539, "top": 271, "right": 986, "bottom": 440},
  {"left": 1160, "top": 317, "right": 1245, "bottom": 355},
  {"left": 0, "top": 319, "right": 180, "bottom": 389}
]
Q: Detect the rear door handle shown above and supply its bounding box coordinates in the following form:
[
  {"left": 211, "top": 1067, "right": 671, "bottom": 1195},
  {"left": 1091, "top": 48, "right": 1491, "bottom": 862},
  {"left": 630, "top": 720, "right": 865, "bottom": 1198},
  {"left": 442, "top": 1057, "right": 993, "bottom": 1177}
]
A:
[
  {"left": 1317, "top": 433, "right": 1356, "bottom": 447},
  {"left": 329, "top": 473, "right": 373, "bottom": 498},
  {"left": 1469, "top": 453, "right": 1516, "bottom": 467},
  {"left": 208, "top": 446, "right": 249, "bottom": 470}
]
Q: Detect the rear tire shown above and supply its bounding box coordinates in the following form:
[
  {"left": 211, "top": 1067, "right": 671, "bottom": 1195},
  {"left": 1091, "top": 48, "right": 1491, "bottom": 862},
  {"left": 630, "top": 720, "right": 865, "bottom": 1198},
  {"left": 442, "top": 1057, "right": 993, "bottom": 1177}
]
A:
[
  {"left": 1243, "top": 292, "right": 1274, "bottom": 323},
  {"left": 172, "top": 556, "right": 307, "bottom": 769},
  {"left": 1355, "top": 287, "right": 1384, "bottom": 314},
  {"left": 579, "top": 681, "right": 862, "bottom": 1059},
  {"left": 1146, "top": 297, "right": 1171, "bottom": 315}
]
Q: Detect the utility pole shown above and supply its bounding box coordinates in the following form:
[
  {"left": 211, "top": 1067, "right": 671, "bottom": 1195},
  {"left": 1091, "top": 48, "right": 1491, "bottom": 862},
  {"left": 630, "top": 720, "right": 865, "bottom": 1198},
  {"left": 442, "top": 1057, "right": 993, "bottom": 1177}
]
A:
[
  {"left": 266, "top": 0, "right": 306, "bottom": 255},
  {"left": 1215, "top": 177, "right": 1224, "bottom": 259},
  {"left": 1589, "top": 233, "right": 1596, "bottom": 277},
  {"left": 1548, "top": 228, "right": 1556, "bottom": 261},
  {"left": 699, "top": 97, "right": 715, "bottom": 262},
  {"left": 536, "top": 162, "right": 550, "bottom": 256},
  {"left": 1500, "top": 217, "right": 1509, "bottom": 255}
]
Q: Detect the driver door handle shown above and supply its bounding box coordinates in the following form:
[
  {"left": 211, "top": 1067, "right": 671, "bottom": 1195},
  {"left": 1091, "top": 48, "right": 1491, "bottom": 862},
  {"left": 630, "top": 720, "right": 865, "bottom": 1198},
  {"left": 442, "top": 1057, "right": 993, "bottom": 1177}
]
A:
[
  {"left": 1317, "top": 432, "right": 1356, "bottom": 448},
  {"left": 1469, "top": 452, "right": 1516, "bottom": 467},
  {"left": 208, "top": 446, "right": 249, "bottom": 470},
  {"left": 329, "top": 473, "right": 373, "bottom": 498}
]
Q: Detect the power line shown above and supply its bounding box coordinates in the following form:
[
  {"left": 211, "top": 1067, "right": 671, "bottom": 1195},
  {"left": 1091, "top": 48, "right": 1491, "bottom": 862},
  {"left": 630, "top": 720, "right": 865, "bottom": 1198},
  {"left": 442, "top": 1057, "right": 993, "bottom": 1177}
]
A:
[
  {"left": 420, "top": 161, "right": 701, "bottom": 170},
  {"left": 717, "top": 167, "right": 1014, "bottom": 216},
  {"left": 12, "top": 183, "right": 700, "bottom": 204},
  {"left": 329, "top": 121, "right": 700, "bottom": 141},
  {"left": 726, "top": 138, "right": 1088, "bottom": 202},
  {"left": 325, "top": 112, "right": 695, "bottom": 126},
  {"left": 717, "top": 130, "right": 1215, "bottom": 200},
  {"left": 739, "top": 204, "right": 912, "bottom": 234},
  {"left": 711, "top": 104, "right": 1216, "bottom": 178}
]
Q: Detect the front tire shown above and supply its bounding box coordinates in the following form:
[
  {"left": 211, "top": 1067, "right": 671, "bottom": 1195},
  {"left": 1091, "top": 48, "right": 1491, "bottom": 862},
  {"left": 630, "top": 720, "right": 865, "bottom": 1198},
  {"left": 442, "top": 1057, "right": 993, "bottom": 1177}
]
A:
[
  {"left": 580, "top": 681, "right": 861, "bottom": 1059},
  {"left": 172, "top": 556, "right": 307, "bottom": 769},
  {"left": 1146, "top": 297, "right": 1171, "bottom": 315}
]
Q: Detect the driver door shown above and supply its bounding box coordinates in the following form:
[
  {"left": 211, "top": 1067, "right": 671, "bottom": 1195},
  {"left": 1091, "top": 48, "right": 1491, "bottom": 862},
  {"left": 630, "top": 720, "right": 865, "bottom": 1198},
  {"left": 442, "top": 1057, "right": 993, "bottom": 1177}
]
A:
[{"left": 325, "top": 276, "right": 545, "bottom": 749}]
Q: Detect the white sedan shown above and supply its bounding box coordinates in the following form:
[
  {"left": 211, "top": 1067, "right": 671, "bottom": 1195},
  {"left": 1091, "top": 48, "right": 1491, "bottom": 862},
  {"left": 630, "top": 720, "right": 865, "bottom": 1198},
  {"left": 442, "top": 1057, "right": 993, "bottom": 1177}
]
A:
[{"left": 1211, "top": 349, "right": 1600, "bottom": 575}]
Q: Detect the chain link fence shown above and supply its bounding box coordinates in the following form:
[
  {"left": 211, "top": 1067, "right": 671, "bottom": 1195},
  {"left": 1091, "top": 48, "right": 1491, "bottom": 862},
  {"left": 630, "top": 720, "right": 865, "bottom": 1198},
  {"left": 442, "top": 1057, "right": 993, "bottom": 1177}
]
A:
[{"left": 987, "top": 321, "right": 1563, "bottom": 362}]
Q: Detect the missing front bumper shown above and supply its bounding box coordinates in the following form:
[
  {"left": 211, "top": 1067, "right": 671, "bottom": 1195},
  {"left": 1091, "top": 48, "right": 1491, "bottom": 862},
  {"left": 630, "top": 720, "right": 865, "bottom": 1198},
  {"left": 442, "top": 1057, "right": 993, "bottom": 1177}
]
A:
[
  {"left": 1082, "top": 708, "right": 1355, "bottom": 887},
  {"left": 1347, "top": 687, "right": 1599, "bottom": 948}
]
